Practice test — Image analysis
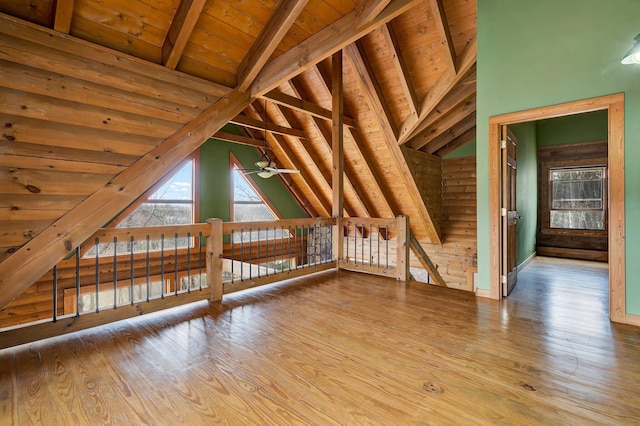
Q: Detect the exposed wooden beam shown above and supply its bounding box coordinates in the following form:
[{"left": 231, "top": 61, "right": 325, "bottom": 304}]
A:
[
  {"left": 397, "top": 35, "right": 476, "bottom": 145},
  {"left": 345, "top": 40, "right": 398, "bottom": 141},
  {"left": 236, "top": 0, "right": 310, "bottom": 92},
  {"left": 332, "top": 50, "right": 344, "bottom": 219},
  {"left": 263, "top": 90, "right": 357, "bottom": 128},
  {"left": 379, "top": 22, "right": 418, "bottom": 120},
  {"left": 0, "top": 90, "right": 251, "bottom": 310},
  {"left": 427, "top": 0, "right": 456, "bottom": 72},
  {"left": 345, "top": 43, "right": 442, "bottom": 243},
  {"left": 409, "top": 232, "right": 446, "bottom": 286},
  {"left": 250, "top": 0, "right": 422, "bottom": 97},
  {"left": 211, "top": 131, "right": 268, "bottom": 149},
  {"left": 356, "top": 0, "right": 392, "bottom": 28},
  {"left": 230, "top": 114, "right": 308, "bottom": 139},
  {"left": 52, "top": 0, "right": 74, "bottom": 34},
  {"left": 434, "top": 126, "right": 476, "bottom": 157},
  {"left": 161, "top": 0, "right": 207, "bottom": 69},
  {"left": 405, "top": 69, "right": 476, "bottom": 142},
  {"left": 409, "top": 97, "right": 476, "bottom": 151},
  {"left": 424, "top": 111, "right": 476, "bottom": 155}
]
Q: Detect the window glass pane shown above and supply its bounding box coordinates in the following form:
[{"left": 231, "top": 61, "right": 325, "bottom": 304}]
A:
[
  {"left": 118, "top": 203, "right": 193, "bottom": 227},
  {"left": 232, "top": 168, "right": 262, "bottom": 202},
  {"left": 233, "top": 203, "right": 275, "bottom": 222},
  {"left": 550, "top": 210, "right": 605, "bottom": 230},
  {"left": 149, "top": 160, "right": 193, "bottom": 200},
  {"left": 550, "top": 168, "right": 603, "bottom": 210}
]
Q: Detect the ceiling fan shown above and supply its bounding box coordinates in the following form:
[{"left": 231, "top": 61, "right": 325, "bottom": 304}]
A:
[{"left": 244, "top": 99, "right": 300, "bottom": 179}]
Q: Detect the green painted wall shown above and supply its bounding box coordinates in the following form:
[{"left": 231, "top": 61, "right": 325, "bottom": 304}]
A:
[
  {"left": 478, "top": 0, "right": 640, "bottom": 315},
  {"left": 444, "top": 138, "right": 477, "bottom": 158},
  {"left": 509, "top": 122, "right": 537, "bottom": 265},
  {"left": 199, "top": 125, "right": 307, "bottom": 222},
  {"left": 536, "top": 110, "right": 608, "bottom": 147}
]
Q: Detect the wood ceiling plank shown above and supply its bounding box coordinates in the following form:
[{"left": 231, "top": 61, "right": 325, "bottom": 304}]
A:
[
  {"left": 0, "top": 141, "right": 139, "bottom": 168},
  {"left": 409, "top": 97, "right": 476, "bottom": 150},
  {"left": 250, "top": 0, "right": 422, "bottom": 96},
  {"left": 0, "top": 208, "right": 69, "bottom": 222},
  {"left": 161, "top": 0, "right": 207, "bottom": 69},
  {"left": 0, "top": 194, "right": 85, "bottom": 211},
  {"left": 0, "top": 89, "right": 251, "bottom": 310},
  {"left": 0, "top": 221, "right": 51, "bottom": 246},
  {"left": 425, "top": 112, "right": 476, "bottom": 155},
  {"left": 263, "top": 89, "right": 357, "bottom": 128},
  {"left": 345, "top": 42, "right": 442, "bottom": 243},
  {"left": 434, "top": 126, "right": 476, "bottom": 157},
  {"left": 230, "top": 114, "right": 308, "bottom": 139},
  {"left": 52, "top": 0, "right": 74, "bottom": 34},
  {"left": 0, "top": 155, "right": 127, "bottom": 175},
  {"left": 0, "top": 13, "right": 230, "bottom": 98},
  {"left": 0, "top": 167, "right": 113, "bottom": 196},
  {"left": 236, "top": 0, "right": 310, "bottom": 91},
  {"left": 427, "top": 0, "right": 456, "bottom": 72},
  {"left": 397, "top": 35, "right": 476, "bottom": 144},
  {"left": 379, "top": 22, "right": 418, "bottom": 120},
  {"left": 356, "top": 0, "right": 392, "bottom": 28}
]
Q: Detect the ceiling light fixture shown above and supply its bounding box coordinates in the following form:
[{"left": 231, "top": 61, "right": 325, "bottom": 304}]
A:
[{"left": 622, "top": 33, "right": 640, "bottom": 64}]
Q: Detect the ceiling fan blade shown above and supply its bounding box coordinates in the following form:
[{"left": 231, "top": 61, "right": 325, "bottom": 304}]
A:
[
  {"left": 243, "top": 170, "right": 261, "bottom": 175},
  {"left": 264, "top": 167, "right": 300, "bottom": 174}
]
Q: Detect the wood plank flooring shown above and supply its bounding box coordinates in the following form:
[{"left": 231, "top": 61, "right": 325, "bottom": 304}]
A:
[{"left": 1, "top": 257, "right": 639, "bottom": 425}]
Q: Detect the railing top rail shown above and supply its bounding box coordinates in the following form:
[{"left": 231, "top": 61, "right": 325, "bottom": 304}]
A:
[
  {"left": 86, "top": 223, "right": 211, "bottom": 245},
  {"left": 341, "top": 217, "right": 397, "bottom": 229},
  {"left": 223, "top": 217, "right": 336, "bottom": 233}
]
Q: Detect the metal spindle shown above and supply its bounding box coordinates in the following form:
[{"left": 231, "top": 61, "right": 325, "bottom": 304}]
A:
[
  {"left": 345, "top": 224, "right": 349, "bottom": 264},
  {"left": 160, "top": 234, "right": 165, "bottom": 299},
  {"left": 198, "top": 232, "right": 203, "bottom": 291},
  {"left": 95, "top": 238, "right": 100, "bottom": 313},
  {"left": 113, "top": 236, "right": 118, "bottom": 309},
  {"left": 280, "top": 226, "right": 284, "bottom": 272},
  {"left": 295, "top": 226, "right": 299, "bottom": 270},
  {"left": 174, "top": 233, "right": 179, "bottom": 296},
  {"left": 240, "top": 229, "right": 244, "bottom": 281},
  {"left": 130, "top": 236, "right": 134, "bottom": 305},
  {"left": 377, "top": 225, "right": 381, "bottom": 267},
  {"left": 187, "top": 232, "right": 192, "bottom": 293},
  {"left": 145, "top": 235, "right": 150, "bottom": 302},
  {"left": 385, "top": 226, "right": 389, "bottom": 269},
  {"left": 249, "top": 228, "right": 253, "bottom": 280},
  {"left": 231, "top": 230, "right": 235, "bottom": 282},
  {"left": 52, "top": 265, "right": 58, "bottom": 322},
  {"left": 257, "top": 227, "right": 261, "bottom": 278},
  {"left": 287, "top": 226, "right": 292, "bottom": 271},
  {"left": 273, "top": 227, "right": 277, "bottom": 273},
  {"left": 265, "top": 229, "right": 269, "bottom": 276},
  {"left": 329, "top": 224, "right": 333, "bottom": 261},
  {"left": 75, "top": 246, "right": 80, "bottom": 317},
  {"left": 361, "top": 224, "right": 365, "bottom": 266}
]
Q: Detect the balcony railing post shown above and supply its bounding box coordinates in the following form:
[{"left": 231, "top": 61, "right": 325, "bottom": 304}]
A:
[
  {"left": 333, "top": 217, "right": 342, "bottom": 267},
  {"left": 207, "top": 218, "right": 223, "bottom": 301},
  {"left": 396, "top": 215, "right": 410, "bottom": 281}
]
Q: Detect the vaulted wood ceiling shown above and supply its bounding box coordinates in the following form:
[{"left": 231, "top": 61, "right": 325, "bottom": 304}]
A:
[{"left": 0, "top": 0, "right": 476, "bottom": 302}]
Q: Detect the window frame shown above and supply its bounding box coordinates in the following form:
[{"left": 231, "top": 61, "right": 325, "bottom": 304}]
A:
[{"left": 229, "top": 152, "right": 282, "bottom": 222}]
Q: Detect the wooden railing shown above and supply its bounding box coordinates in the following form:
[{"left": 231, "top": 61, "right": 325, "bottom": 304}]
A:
[{"left": 0, "top": 216, "right": 416, "bottom": 349}]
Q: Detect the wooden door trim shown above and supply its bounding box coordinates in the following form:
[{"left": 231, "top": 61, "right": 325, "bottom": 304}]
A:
[{"left": 488, "top": 93, "right": 626, "bottom": 323}]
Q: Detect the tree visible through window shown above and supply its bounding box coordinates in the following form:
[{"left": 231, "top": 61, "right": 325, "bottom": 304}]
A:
[{"left": 549, "top": 166, "right": 606, "bottom": 230}]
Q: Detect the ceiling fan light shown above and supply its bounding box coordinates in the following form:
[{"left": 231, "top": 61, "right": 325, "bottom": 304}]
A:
[
  {"left": 257, "top": 171, "right": 273, "bottom": 178},
  {"left": 255, "top": 160, "right": 270, "bottom": 169},
  {"left": 622, "top": 34, "right": 640, "bottom": 64}
]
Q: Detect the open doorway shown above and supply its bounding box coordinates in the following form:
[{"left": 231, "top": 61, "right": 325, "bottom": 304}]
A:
[{"left": 488, "top": 94, "right": 626, "bottom": 323}]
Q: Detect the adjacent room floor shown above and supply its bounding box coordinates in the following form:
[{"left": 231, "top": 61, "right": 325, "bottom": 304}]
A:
[{"left": 0, "top": 257, "right": 638, "bottom": 425}]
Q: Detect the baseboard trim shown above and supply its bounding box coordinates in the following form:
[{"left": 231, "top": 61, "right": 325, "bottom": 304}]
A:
[
  {"left": 625, "top": 314, "right": 640, "bottom": 327},
  {"left": 517, "top": 252, "right": 536, "bottom": 272}
]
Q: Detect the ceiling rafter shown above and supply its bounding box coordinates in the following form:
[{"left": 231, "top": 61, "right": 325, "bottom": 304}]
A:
[
  {"left": 356, "top": 0, "right": 392, "bottom": 28},
  {"left": 406, "top": 70, "right": 476, "bottom": 142},
  {"left": 434, "top": 126, "right": 476, "bottom": 157},
  {"left": 310, "top": 65, "right": 396, "bottom": 219},
  {"left": 230, "top": 114, "right": 308, "bottom": 139},
  {"left": 250, "top": 0, "right": 422, "bottom": 97},
  {"left": 345, "top": 42, "right": 442, "bottom": 243},
  {"left": 212, "top": 131, "right": 270, "bottom": 149},
  {"left": 286, "top": 79, "right": 377, "bottom": 219},
  {"left": 409, "top": 95, "right": 476, "bottom": 150},
  {"left": 397, "top": 35, "right": 477, "bottom": 145},
  {"left": 246, "top": 104, "right": 332, "bottom": 217},
  {"left": 427, "top": 0, "right": 457, "bottom": 72},
  {"left": 52, "top": 0, "right": 74, "bottom": 34},
  {"left": 262, "top": 89, "right": 358, "bottom": 128},
  {"left": 161, "top": 0, "right": 207, "bottom": 69},
  {"left": 424, "top": 111, "right": 476, "bottom": 155},
  {"left": 236, "top": 0, "right": 310, "bottom": 92},
  {"left": 379, "top": 21, "right": 419, "bottom": 120}
]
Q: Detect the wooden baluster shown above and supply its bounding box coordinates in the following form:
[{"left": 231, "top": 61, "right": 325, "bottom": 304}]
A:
[{"left": 207, "top": 219, "right": 223, "bottom": 302}]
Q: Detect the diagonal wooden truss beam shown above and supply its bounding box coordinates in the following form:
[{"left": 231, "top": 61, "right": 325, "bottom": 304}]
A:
[
  {"left": 434, "top": 126, "right": 476, "bottom": 157},
  {"left": 427, "top": 0, "right": 456, "bottom": 73},
  {"left": 230, "top": 114, "right": 308, "bottom": 139},
  {"left": 409, "top": 98, "right": 476, "bottom": 151},
  {"left": 162, "top": 0, "right": 207, "bottom": 69},
  {"left": 379, "top": 21, "right": 418, "bottom": 120},
  {"left": 345, "top": 42, "right": 442, "bottom": 243},
  {"left": 397, "top": 35, "right": 476, "bottom": 145},
  {"left": 0, "top": 89, "right": 251, "bottom": 309},
  {"left": 236, "top": 0, "right": 310, "bottom": 92},
  {"left": 409, "top": 232, "right": 446, "bottom": 286},
  {"left": 425, "top": 112, "right": 476, "bottom": 155},
  {"left": 263, "top": 89, "right": 358, "bottom": 128},
  {"left": 52, "top": 0, "right": 75, "bottom": 34},
  {"left": 212, "top": 131, "right": 269, "bottom": 149},
  {"left": 250, "top": 0, "right": 422, "bottom": 97},
  {"left": 356, "top": 0, "right": 392, "bottom": 28}
]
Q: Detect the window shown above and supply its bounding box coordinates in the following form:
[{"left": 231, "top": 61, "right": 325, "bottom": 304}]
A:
[{"left": 549, "top": 166, "right": 606, "bottom": 230}]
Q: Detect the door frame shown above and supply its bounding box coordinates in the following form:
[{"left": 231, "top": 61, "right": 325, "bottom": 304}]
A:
[{"left": 488, "top": 93, "right": 626, "bottom": 323}]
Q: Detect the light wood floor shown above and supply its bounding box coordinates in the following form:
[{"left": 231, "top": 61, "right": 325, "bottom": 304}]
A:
[{"left": 1, "top": 257, "right": 639, "bottom": 425}]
